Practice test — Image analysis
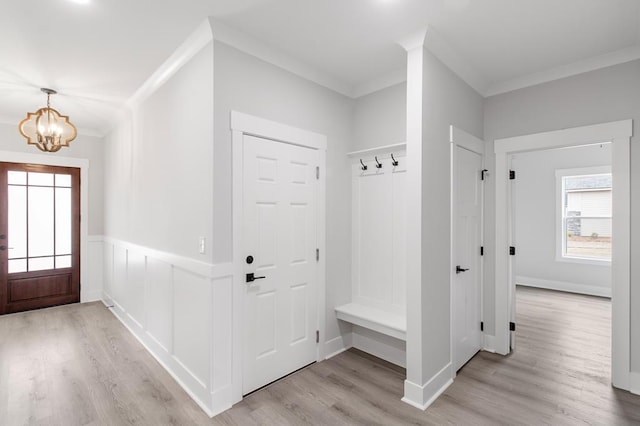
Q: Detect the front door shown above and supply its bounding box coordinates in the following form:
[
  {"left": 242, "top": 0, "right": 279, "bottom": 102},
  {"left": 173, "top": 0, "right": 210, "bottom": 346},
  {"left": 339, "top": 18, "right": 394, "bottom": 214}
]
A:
[
  {"left": 453, "top": 146, "right": 483, "bottom": 371},
  {"left": 0, "top": 163, "right": 80, "bottom": 315},
  {"left": 242, "top": 135, "right": 319, "bottom": 394}
]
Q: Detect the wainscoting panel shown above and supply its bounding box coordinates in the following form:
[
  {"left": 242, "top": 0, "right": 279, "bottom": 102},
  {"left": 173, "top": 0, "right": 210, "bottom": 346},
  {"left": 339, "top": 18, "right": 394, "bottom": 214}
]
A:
[
  {"left": 173, "top": 267, "right": 211, "bottom": 389},
  {"left": 145, "top": 258, "right": 173, "bottom": 353},
  {"left": 100, "top": 236, "right": 234, "bottom": 417}
]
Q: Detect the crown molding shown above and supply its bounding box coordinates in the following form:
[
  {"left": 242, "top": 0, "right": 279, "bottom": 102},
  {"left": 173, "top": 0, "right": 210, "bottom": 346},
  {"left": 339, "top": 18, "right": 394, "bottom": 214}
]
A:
[
  {"left": 422, "top": 28, "right": 489, "bottom": 96},
  {"left": 352, "top": 67, "right": 407, "bottom": 99},
  {"left": 484, "top": 45, "right": 640, "bottom": 97},
  {"left": 126, "top": 19, "right": 214, "bottom": 109},
  {"left": 395, "top": 26, "right": 488, "bottom": 97},
  {"left": 208, "top": 18, "right": 353, "bottom": 98}
]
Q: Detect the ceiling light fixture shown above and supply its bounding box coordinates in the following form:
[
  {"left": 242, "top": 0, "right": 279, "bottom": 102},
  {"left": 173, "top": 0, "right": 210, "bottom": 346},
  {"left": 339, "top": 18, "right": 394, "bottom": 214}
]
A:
[{"left": 19, "top": 88, "right": 77, "bottom": 153}]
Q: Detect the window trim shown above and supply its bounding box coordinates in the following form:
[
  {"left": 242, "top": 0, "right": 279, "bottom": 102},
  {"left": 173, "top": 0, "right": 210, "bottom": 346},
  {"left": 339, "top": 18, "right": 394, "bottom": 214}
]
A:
[{"left": 555, "top": 165, "right": 612, "bottom": 265}]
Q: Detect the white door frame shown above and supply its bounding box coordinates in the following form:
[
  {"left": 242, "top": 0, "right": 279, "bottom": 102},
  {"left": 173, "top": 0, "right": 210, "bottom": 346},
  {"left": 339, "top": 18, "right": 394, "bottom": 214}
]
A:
[
  {"left": 493, "top": 119, "right": 632, "bottom": 391},
  {"left": 230, "top": 111, "right": 327, "bottom": 404},
  {"left": 0, "top": 150, "right": 91, "bottom": 302},
  {"left": 450, "top": 125, "right": 485, "bottom": 373}
]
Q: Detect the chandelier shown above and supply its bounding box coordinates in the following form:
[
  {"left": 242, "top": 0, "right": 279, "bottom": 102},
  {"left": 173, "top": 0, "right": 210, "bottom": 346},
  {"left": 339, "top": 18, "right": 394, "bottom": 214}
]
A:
[{"left": 19, "top": 88, "right": 77, "bottom": 152}]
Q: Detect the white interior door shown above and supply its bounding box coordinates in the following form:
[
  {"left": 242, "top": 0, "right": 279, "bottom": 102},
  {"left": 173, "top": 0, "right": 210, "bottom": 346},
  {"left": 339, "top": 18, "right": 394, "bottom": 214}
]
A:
[
  {"left": 453, "top": 145, "right": 483, "bottom": 371},
  {"left": 242, "top": 135, "right": 319, "bottom": 395}
]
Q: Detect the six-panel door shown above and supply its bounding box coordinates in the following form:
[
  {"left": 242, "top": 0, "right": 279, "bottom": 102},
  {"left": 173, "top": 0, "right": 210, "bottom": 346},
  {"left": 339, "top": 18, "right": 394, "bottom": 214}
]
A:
[{"left": 242, "top": 135, "right": 319, "bottom": 395}]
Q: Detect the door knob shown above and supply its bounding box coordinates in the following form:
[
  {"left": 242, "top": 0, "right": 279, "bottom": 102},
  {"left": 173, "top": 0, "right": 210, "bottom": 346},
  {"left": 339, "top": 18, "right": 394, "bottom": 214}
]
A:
[
  {"left": 456, "top": 266, "right": 469, "bottom": 274},
  {"left": 246, "top": 272, "right": 266, "bottom": 283}
]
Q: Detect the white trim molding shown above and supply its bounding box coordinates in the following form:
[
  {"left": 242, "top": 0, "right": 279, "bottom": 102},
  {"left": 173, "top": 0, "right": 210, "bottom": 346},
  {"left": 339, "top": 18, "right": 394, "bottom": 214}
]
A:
[
  {"left": 485, "top": 46, "right": 640, "bottom": 97},
  {"left": 230, "top": 111, "right": 327, "bottom": 406},
  {"left": 493, "top": 119, "right": 633, "bottom": 392},
  {"left": 516, "top": 276, "right": 611, "bottom": 299},
  {"left": 101, "top": 236, "right": 235, "bottom": 417},
  {"left": 402, "top": 363, "right": 454, "bottom": 411}
]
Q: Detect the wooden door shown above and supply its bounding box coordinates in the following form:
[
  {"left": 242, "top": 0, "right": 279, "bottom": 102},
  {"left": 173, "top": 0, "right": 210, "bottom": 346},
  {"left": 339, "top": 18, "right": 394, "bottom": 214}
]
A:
[
  {"left": 0, "top": 163, "right": 80, "bottom": 315},
  {"left": 453, "top": 146, "right": 483, "bottom": 371},
  {"left": 242, "top": 135, "right": 319, "bottom": 395}
]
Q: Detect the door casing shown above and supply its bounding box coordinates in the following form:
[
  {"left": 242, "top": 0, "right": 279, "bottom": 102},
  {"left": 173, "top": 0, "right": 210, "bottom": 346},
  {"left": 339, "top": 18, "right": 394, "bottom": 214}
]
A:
[
  {"left": 230, "top": 111, "right": 327, "bottom": 404},
  {"left": 0, "top": 151, "right": 90, "bottom": 303},
  {"left": 493, "top": 119, "right": 632, "bottom": 391}
]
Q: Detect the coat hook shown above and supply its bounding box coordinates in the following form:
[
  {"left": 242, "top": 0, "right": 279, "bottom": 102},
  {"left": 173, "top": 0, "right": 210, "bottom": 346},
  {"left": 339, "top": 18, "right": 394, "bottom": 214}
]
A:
[
  {"left": 391, "top": 153, "right": 399, "bottom": 166},
  {"left": 375, "top": 156, "right": 382, "bottom": 169},
  {"left": 360, "top": 159, "right": 368, "bottom": 171}
]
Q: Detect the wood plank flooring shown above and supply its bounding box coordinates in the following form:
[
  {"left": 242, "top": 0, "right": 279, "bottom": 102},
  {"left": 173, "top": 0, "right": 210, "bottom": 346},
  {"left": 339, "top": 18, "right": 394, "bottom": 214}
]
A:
[{"left": 1, "top": 287, "right": 639, "bottom": 425}]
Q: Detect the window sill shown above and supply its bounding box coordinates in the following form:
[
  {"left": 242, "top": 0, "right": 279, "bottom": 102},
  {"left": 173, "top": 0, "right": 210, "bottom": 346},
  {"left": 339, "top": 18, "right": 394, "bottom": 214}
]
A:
[{"left": 555, "top": 255, "right": 611, "bottom": 266}]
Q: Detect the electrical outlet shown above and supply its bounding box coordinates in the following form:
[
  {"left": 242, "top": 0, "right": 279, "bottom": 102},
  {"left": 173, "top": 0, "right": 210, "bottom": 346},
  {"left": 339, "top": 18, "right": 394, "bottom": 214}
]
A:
[{"left": 198, "top": 236, "right": 206, "bottom": 254}]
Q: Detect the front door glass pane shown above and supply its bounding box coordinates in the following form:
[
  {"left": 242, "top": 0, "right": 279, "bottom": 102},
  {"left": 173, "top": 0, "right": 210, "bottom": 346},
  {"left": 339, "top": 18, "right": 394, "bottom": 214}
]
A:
[
  {"left": 7, "top": 171, "right": 74, "bottom": 273},
  {"left": 28, "top": 186, "right": 54, "bottom": 257}
]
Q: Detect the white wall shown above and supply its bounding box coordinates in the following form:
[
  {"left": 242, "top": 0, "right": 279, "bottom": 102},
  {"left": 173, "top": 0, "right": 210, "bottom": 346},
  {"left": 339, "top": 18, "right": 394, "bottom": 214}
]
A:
[
  {"left": 103, "top": 43, "right": 214, "bottom": 262},
  {"left": 102, "top": 41, "right": 233, "bottom": 415},
  {"left": 483, "top": 59, "right": 640, "bottom": 370},
  {"left": 404, "top": 44, "right": 484, "bottom": 407},
  {"left": 512, "top": 144, "right": 612, "bottom": 296},
  {"left": 212, "top": 40, "right": 354, "bottom": 345},
  {"left": 353, "top": 83, "right": 406, "bottom": 152}
]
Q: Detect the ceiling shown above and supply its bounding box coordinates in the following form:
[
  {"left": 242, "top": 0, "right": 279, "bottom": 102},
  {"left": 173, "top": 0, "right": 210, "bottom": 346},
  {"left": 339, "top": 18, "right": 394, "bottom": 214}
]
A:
[{"left": 1, "top": 0, "right": 638, "bottom": 136}]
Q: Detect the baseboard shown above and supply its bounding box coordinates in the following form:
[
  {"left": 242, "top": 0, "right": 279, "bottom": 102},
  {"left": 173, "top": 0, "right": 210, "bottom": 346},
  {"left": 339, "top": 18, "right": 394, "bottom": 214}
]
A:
[
  {"left": 81, "top": 290, "right": 103, "bottom": 303},
  {"left": 516, "top": 276, "right": 611, "bottom": 298},
  {"left": 402, "top": 362, "right": 453, "bottom": 410},
  {"left": 324, "top": 333, "right": 352, "bottom": 359},
  {"left": 630, "top": 372, "right": 640, "bottom": 395},
  {"left": 104, "top": 300, "right": 218, "bottom": 418},
  {"left": 482, "top": 334, "right": 496, "bottom": 353},
  {"left": 352, "top": 325, "right": 406, "bottom": 367}
]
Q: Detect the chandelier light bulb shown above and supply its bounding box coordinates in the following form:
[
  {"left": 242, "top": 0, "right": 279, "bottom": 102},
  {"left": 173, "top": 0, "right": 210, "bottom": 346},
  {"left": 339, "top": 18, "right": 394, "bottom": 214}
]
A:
[{"left": 19, "top": 88, "right": 77, "bottom": 152}]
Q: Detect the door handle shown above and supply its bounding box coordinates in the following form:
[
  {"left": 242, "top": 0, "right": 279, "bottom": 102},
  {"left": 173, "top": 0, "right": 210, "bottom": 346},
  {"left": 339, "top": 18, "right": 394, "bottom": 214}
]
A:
[
  {"left": 246, "top": 272, "right": 266, "bottom": 283},
  {"left": 456, "top": 266, "right": 469, "bottom": 274}
]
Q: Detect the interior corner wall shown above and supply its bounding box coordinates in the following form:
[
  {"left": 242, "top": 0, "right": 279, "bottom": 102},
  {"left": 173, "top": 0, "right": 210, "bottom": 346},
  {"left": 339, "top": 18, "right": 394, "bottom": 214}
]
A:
[
  {"left": 418, "top": 48, "right": 484, "bottom": 381},
  {"left": 0, "top": 122, "right": 104, "bottom": 236},
  {"left": 103, "top": 42, "right": 214, "bottom": 261},
  {"left": 512, "top": 144, "right": 612, "bottom": 294},
  {"left": 212, "top": 40, "right": 354, "bottom": 344},
  {"left": 483, "top": 59, "right": 640, "bottom": 371},
  {"left": 353, "top": 82, "right": 407, "bottom": 151}
]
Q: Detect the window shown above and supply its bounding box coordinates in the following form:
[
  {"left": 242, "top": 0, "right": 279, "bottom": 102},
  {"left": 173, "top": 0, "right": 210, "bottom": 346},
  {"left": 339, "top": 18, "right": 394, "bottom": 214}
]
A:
[{"left": 556, "top": 166, "right": 612, "bottom": 263}]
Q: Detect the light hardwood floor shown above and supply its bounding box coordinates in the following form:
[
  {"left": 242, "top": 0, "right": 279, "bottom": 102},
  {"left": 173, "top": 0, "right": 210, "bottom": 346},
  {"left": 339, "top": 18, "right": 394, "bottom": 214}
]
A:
[{"left": 1, "top": 287, "right": 639, "bottom": 425}]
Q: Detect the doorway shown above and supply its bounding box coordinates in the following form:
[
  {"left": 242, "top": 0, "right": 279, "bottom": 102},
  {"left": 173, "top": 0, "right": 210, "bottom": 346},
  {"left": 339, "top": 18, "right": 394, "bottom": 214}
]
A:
[
  {"left": 493, "top": 119, "right": 632, "bottom": 390},
  {"left": 241, "top": 134, "right": 320, "bottom": 394},
  {"left": 230, "top": 111, "right": 327, "bottom": 402},
  {"left": 0, "top": 162, "right": 81, "bottom": 314},
  {"left": 451, "top": 126, "right": 484, "bottom": 372}
]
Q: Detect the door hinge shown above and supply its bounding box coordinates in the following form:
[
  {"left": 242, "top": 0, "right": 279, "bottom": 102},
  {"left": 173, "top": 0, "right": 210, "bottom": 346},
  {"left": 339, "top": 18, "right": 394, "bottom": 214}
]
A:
[
  {"left": 480, "top": 246, "right": 484, "bottom": 256},
  {"left": 509, "top": 246, "right": 516, "bottom": 256},
  {"left": 480, "top": 321, "right": 484, "bottom": 332},
  {"left": 509, "top": 170, "right": 516, "bottom": 180},
  {"left": 316, "top": 166, "right": 319, "bottom": 180},
  {"left": 510, "top": 322, "right": 516, "bottom": 331},
  {"left": 316, "top": 330, "right": 320, "bottom": 343},
  {"left": 316, "top": 248, "right": 319, "bottom": 261},
  {"left": 481, "top": 169, "right": 488, "bottom": 180}
]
